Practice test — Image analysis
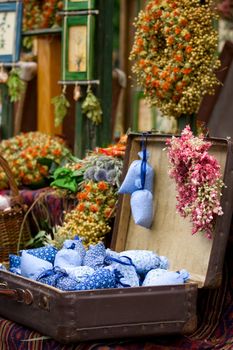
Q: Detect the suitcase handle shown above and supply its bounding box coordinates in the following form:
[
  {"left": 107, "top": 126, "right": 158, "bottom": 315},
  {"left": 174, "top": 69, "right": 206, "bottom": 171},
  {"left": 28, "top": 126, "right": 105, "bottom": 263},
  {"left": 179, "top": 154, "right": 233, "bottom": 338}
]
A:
[{"left": 0, "top": 282, "right": 33, "bottom": 305}]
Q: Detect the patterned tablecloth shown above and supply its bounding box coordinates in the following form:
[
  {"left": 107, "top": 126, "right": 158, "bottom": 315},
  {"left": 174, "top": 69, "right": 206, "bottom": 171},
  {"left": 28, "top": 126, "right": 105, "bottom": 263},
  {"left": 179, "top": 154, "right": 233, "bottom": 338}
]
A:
[{"left": 0, "top": 189, "right": 232, "bottom": 350}]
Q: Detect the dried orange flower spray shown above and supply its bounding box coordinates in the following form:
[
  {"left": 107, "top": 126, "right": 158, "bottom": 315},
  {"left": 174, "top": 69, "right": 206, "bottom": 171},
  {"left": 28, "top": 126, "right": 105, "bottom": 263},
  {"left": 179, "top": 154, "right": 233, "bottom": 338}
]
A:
[{"left": 130, "top": 0, "right": 220, "bottom": 118}]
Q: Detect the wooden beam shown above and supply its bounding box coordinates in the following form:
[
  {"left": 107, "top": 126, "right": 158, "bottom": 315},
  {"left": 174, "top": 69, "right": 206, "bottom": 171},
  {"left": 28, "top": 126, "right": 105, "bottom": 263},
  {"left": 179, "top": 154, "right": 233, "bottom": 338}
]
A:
[{"left": 37, "top": 35, "right": 62, "bottom": 135}]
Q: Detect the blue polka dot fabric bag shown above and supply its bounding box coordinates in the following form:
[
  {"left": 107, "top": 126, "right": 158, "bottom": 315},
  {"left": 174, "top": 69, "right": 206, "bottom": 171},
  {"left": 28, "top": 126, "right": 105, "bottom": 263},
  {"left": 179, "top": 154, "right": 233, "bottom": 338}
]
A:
[
  {"left": 62, "top": 238, "right": 86, "bottom": 260},
  {"left": 9, "top": 254, "right": 21, "bottom": 269},
  {"left": 9, "top": 255, "right": 21, "bottom": 274},
  {"left": 21, "top": 251, "right": 53, "bottom": 280},
  {"left": 37, "top": 267, "right": 79, "bottom": 291},
  {"left": 65, "top": 266, "right": 94, "bottom": 283},
  {"left": 118, "top": 151, "right": 154, "bottom": 195},
  {"left": 75, "top": 268, "right": 116, "bottom": 290},
  {"left": 142, "top": 269, "right": 190, "bottom": 286},
  {"left": 54, "top": 238, "right": 86, "bottom": 269},
  {"left": 83, "top": 242, "right": 106, "bottom": 270},
  {"left": 20, "top": 245, "right": 58, "bottom": 264},
  {"left": 130, "top": 189, "right": 153, "bottom": 228},
  {"left": 107, "top": 263, "right": 139, "bottom": 288},
  {"left": 104, "top": 248, "right": 120, "bottom": 265},
  {"left": 119, "top": 250, "right": 169, "bottom": 276}
]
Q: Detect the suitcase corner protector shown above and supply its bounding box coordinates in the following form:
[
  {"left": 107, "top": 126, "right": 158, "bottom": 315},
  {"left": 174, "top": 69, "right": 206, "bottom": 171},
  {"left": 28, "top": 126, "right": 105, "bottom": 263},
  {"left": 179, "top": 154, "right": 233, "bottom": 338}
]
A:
[{"left": 182, "top": 315, "right": 197, "bottom": 334}]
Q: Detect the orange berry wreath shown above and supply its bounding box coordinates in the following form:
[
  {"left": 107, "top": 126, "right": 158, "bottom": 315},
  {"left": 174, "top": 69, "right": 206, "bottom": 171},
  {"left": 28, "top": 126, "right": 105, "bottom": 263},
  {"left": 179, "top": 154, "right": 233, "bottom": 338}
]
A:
[{"left": 130, "top": 0, "right": 220, "bottom": 118}]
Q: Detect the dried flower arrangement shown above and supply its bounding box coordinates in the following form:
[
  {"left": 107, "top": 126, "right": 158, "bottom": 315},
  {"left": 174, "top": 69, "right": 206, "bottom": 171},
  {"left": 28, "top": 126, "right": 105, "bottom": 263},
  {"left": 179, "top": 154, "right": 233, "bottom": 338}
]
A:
[
  {"left": 130, "top": 0, "right": 220, "bottom": 118},
  {"left": 48, "top": 181, "right": 117, "bottom": 248},
  {"left": 23, "top": 0, "right": 63, "bottom": 31},
  {"left": 47, "top": 153, "right": 124, "bottom": 248},
  {"left": 0, "top": 132, "right": 71, "bottom": 189},
  {"left": 166, "top": 126, "right": 224, "bottom": 238}
]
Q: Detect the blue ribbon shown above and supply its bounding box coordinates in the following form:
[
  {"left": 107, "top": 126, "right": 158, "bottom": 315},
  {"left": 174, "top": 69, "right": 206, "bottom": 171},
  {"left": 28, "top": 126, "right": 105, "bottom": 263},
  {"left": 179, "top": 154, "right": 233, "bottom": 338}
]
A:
[
  {"left": 114, "top": 270, "right": 131, "bottom": 288},
  {"left": 105, "top": 255, "right": 137, "bottom": 269},
  {"left": 140, "top": 133, "right": 148, "bottom": 190},
  {"left": 67, "top": 243, "right": 76, "bottom": 250},
  {"left": 37, "top": 267, "right": 68, "bottom": 286}
]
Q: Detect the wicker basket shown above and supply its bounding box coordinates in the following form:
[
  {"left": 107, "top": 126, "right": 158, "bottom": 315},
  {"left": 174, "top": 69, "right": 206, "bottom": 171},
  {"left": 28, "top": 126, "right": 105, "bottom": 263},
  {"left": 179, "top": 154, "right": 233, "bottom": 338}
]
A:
[{"left": 0, "top": 155, "right": 31, "bottom": 263}]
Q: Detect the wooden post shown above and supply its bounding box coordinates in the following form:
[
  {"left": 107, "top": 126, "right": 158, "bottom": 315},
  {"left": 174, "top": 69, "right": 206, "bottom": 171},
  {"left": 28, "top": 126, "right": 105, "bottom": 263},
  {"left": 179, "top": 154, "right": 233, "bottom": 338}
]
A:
[
  {"left": 37, "top": 35, "right": 62, "bottom": 135},
  {"left": 178, "top": 114, "right": 197, "bottom": 134},
  {"left": 96, "top": 0, "right": 114, "bottom": 147},
  {"left": 119, "top": 0, "right": 139, "bottom": 132},
  {"left": 74, "top": 0, "right": 114, "bottom": 157},
  {"left": 0, "top": 84, "right": 13, "bottom": 139}
]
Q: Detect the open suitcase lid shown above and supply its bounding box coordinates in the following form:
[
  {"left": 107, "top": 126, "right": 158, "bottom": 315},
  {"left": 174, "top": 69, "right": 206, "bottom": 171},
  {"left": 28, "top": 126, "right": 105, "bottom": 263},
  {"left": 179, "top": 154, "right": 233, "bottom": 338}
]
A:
[{"left": 112, "top": 133, "right": 233, "bottom": 288}]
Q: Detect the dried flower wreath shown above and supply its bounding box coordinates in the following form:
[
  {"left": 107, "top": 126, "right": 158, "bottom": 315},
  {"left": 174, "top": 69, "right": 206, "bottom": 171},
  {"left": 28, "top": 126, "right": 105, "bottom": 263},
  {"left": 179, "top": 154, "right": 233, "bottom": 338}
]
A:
[{"left": 130, "top": 0, "right": 220, "bottom": 118}]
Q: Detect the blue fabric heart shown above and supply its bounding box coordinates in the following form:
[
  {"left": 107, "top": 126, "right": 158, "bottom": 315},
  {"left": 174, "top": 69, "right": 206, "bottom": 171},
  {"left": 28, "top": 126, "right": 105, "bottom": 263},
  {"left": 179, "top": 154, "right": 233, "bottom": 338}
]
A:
[
  {"left": 75, "top": 268, "right": 116, "bottom": 290},
  {"left": 83, "top": 242, "right": 106, "bottom": 270},
  {"left": 21, "top": 251, "right": 53, "bottom": 280},
  {"left": 142, "top": 269, "right": 190, "bottom": 286},
  {"left": 21, "top": 245, "right": 58, "bottom": 264},
  {"left": 118, "top": 152, "right": 154, "bottom": 194},
  {"left": 130, "top": 189, "right": 153, "bottom": 228}
]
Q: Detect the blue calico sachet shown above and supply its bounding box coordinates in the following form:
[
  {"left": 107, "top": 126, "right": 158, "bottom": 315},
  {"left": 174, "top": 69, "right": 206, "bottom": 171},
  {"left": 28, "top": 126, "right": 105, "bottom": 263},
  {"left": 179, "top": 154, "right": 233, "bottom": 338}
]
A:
[
  {"left": 9, "top": 254, "right": 21, "bottom": 269},
  {"left": 130, "top": 189, "right": 153, "bottom": 229},
  {"left": 83, "top": 242, "right": 106, "bottom": 270},
  {"left": 54, "top": 239, "right": 86, "bottom": 268},
  {"left": 21, "top": 251, "right": 53, "bottom": 280},
  {"left": 9, "top": 239, "right": 190, "bottom": 291},
  {"left": 65, "top": 266, "right": 94, "bottom": 283},
  {"left": 104, "top": 248, "right": 120, "bottom": 265},
  {"left": 75, "top": 268, "right": 116, "bottom": 290},
  {"left": 56, "top": 275, "right": 81, "bottom": 291},
  {"left": 62, "top": 238, "right": 86, "bottom": 261},
  {"left": 37, "top": 267, "right": 78, "bottom": 291},
  {"left": 9, "top": 255, "right": 21, "bottom": 275},
  {"left": 107, "top": 263, "right": 139, "bottom": 288},
  {"left": 0, "top": 263, "right": 7, "bottom": 271},
  {"left": 142, "top": 269, "right": 190, "bottom": 286},
  {"left": 37, "top": 267, "right": 66, "bottom": 287},
  {"left": 21, "top": 245, "right": 58, "bottom": 264},
  {"left": 118, "top": 151, "right": 154, "bottom": 194},
  {"left": 119, "top": 250, "right": 169, "bottom": 276}
]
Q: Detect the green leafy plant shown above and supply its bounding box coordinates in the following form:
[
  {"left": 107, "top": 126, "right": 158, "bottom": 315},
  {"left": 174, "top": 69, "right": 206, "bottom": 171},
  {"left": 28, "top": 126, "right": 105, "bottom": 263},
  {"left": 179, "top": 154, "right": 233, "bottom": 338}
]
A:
[
  {"left": 24, "top": 230, "right": 47, "bottom": 249},
  {"left": 50, "top": 167, "right": 84, "bottom": 193},
  {"left": 7, "top": 68, "right": 26, "bottom": 102},
  {"left": 51, "top": 93, "right": 70, "bottom": 127},
  {"left": 82, "top": 87, "right": 102, "bottom": 125}
]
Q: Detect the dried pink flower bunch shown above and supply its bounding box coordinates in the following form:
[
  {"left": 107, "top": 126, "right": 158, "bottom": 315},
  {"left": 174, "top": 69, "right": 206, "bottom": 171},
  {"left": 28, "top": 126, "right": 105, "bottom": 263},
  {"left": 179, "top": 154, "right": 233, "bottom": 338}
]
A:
[{"left": 166, "top": 126, "right": 224, "bottom": 238}]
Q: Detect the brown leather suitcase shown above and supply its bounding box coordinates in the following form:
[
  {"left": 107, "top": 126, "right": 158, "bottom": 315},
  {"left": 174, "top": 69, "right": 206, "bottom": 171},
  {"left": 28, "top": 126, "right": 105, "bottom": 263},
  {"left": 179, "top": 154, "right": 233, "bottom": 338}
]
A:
[{"left": 0, "top": 134, "right": 232, "bottom": 343}]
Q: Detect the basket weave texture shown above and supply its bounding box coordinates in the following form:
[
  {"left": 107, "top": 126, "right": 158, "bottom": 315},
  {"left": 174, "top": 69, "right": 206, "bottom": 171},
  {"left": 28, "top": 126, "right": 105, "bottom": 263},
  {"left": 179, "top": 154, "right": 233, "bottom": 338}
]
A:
[{"left": 0, "top": 155, "right": 31, "bottom": 263}]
